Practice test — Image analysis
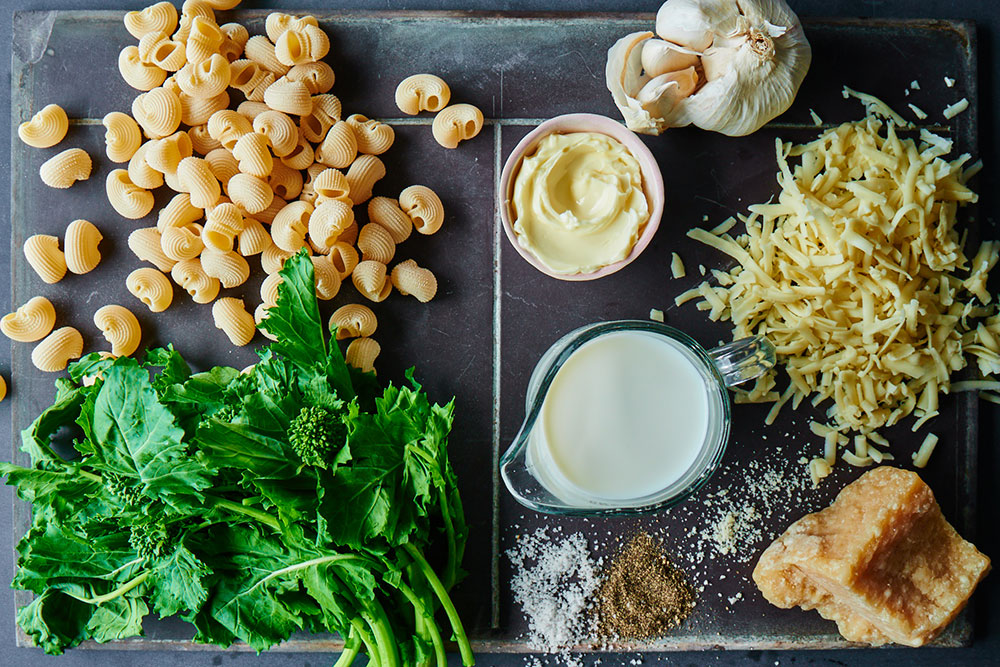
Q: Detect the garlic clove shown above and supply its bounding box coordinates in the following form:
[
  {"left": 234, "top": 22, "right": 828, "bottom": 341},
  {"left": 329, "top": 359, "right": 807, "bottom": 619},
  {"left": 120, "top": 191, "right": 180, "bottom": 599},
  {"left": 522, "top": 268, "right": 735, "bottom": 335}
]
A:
[
  {"left": 640, "top": 38, "right": 701, "bottom": 78},
  {"left": 605, "top": 32, "right": 663, "bottom": 135},
  {"left": 654, "top": 0, "right": 719, "bottom": 51},
  {"left": 637, "top": 66, "right": 699, "bottom": 119}
]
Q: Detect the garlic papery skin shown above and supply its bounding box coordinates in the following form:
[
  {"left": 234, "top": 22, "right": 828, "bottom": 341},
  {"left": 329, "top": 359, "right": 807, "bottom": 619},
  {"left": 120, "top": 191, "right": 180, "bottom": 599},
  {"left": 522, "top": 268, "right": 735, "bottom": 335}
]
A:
[{"left": 606, "top": 0, "right": 811, "bottom": 137}]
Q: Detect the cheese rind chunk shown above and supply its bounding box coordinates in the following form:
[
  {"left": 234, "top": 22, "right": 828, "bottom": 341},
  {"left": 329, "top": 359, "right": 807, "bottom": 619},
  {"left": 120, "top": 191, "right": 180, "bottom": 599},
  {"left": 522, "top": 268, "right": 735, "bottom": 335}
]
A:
[{"left": 753, "top": 467, "right": 990, "bottom": 646}]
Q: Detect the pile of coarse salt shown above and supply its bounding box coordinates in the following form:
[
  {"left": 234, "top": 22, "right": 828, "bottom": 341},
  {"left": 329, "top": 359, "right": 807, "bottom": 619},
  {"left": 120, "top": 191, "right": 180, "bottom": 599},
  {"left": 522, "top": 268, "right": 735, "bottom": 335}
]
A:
[{"left": 507, "top": 526, "right": 602, "bottom": 654}]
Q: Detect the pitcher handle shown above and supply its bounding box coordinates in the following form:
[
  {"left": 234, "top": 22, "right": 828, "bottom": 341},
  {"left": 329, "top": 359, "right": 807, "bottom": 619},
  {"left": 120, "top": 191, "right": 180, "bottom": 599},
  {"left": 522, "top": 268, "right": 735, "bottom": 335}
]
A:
[{"left": 707, "top": 335, "right": 776, "bottom": 387}]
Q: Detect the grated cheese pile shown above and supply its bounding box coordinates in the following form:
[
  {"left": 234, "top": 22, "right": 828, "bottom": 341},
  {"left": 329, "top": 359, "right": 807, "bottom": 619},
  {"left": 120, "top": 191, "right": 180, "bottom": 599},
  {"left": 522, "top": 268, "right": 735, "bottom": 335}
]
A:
[{"left": 677, "top": 94, "right": 995, "bottom": 473}]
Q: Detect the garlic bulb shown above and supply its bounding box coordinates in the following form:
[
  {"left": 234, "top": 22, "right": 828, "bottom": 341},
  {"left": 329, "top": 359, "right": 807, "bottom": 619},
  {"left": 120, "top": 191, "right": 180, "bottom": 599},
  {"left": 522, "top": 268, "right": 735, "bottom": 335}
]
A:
[{"left": 606, "top": 0, "right": 811, "bottom": 136}]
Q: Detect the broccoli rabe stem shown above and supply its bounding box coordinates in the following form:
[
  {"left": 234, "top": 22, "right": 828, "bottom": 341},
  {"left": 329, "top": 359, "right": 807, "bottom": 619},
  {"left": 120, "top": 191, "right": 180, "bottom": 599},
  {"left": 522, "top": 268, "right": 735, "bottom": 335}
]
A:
[
  {"left": 394, "top": 579, "right": 446, "bottom": 667},
  {"left": 362, "top": 604, "right": 399, "bottom": 667},
  {"left": 402, "top": 543, "right": 474, "bottom": 667},
  {"left": 64, "top": 571, "right": 150, "bottom": 605},
  {"left": 349, "top": 618, "right": 380, "bottom": 667},
  {"left": 332, "top": 629, "right": 362, "bottom": 667}
]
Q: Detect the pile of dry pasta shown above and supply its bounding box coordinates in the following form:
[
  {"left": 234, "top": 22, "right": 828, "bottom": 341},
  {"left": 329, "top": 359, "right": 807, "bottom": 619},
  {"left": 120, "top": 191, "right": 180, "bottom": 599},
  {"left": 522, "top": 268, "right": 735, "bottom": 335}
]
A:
[{"left": 677, "top": 95, "right": 994, "bottom": 483}]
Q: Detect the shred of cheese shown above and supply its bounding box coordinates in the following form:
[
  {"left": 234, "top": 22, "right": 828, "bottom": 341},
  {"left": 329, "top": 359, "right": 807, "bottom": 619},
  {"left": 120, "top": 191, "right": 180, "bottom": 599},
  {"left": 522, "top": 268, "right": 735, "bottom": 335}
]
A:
[
  {"left": 908, "top": 103, "right": 928, "bottom": 120},
  {"left": 944, "top": 98, "right": 970, "bottom": 120},
  {"left": 670, "top": 252, "right": 686, "bottom": 279}
]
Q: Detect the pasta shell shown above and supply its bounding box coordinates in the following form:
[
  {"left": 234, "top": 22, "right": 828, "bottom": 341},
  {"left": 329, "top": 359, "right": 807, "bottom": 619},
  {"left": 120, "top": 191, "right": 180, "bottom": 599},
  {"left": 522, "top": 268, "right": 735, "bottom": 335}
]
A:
[
  {"left": 432, "top": 103, "right": 484, "bottom": 149},
  {"left": 312, "top": 255, "right": 342, "bottom": 300},
  {"left": 203, "top": 201, "right": 245, "bottom": 251},
  {"left": 23, "top": 235, "right": 67, "bottom": 284},
  {"left": 0, "top": 375, "right": 5, "bottom": 401},
  {"left": 391, "top": 259, "right": 438, "bottom": 303},
  {"left": 309, "top": 199, "right": 354, "bottom": 249},
  {"left": 274, "top": 24, "right": 330, "bottom": 66},
  {"left": 208, "top": 109, "right": 253, "bottom": 150},
  {"left": 180, "top": 90, "right": 230, "bottom": 127},
  {"left": 337, "top": 221, "right": 360, "bottom": 246},
  {"left": 177, "top": 157, "right": 222, "bottom": 209},
  {"left": 158, "top": 193, "right": 203, "bottom": 231},
  {"left": 345, "top": 337, "right": 380, "bottom": 374},
  {"left": 358, "top": 223, "right": 396, "bottom": 264},
  {"left": 138, "top": 31, "right": 187, "bottom": 71},
  {"left": 268, "top": 161, "right": 303, "bottom": 200},
  {"left": 287, "top": 61, "right": 335, "bottom": 94},
  {"left": 32, "top": 327, "right": 84, "bottom": 372},
  {"left": 1, "top": 296, "right": 57, "bottom": 342},
  {"left": 124, "top": 2, "right": 178, "bottom": 40},
  {"left": 212, "top": 297, "right": 255, "bottom": 346},
  {"left": 132, "top": 86, "right": 182, "bottom": 139},
  {"left": 170, "top": 257, "right": 220, "bottom": 303},
  {"left": 186, "top": 16, "right": 224, "bottom": 64},
  {"left": 265, "top": 13, "right": 318, "bottom": 42},
  {"left": 94, "top": 305, "right": 141, "bottom": 357},
  {"left": 312, "top": 168, "right": 350, "bottom": 201},
  {"left": 232, "top": 132, "right": 274, "bottom": 178},
  {"left": 272, "top": 200, "right": 313, "bottom": 252},
  {"left": 245, "top": 35, "right": 290, "bottom": 76},
  {"left": 246, "top": 72, "right": 276, "bottom": 103},
  {"left": 204, "top": 0, "right": 242, "bottom": 10},
  {"left": 218, "top": 22, "right": 247, "bottom": 61},
  {"left": 146, "top": 131, "right": 193, "bottom": 174},
  {"left": 394, "top": 73, "right": 451, "bottom": 115},
  {"left": 128, "top": 141, "right": 165, "bottom": 190},
  {"left": 327, "top": 242, "right": 359, "bottom": 279},
  {"left": 127, "top": 267, "right": 174, "bottom": 312},
  {"left": 253, "top": 110, "right": 299, "bottom": 157},
  {"left": 346, "top": 114, "right": 395, "bottom": 155},
  {"left": 238, "top": 217, "right": 272, "bottom": 256},
  {"left": 264, "top": 77, "right": 312, "bottom": 116},
  {"left": 254, "top": 194, "right": 286, "bottom": 225},
  {"left": 368, "top": 197, "right": 413, "bottom": 244},
  {"left": 229, "top": 59, "right": 269, "bottom": 96},
  {"left": 260, "top": 243, "right": 296, "bottom": 274},
  {"left": 299, "top": 108, "right": 334, "bottom": 144},
  {"left": 237, "top": 100, "right": 271, "bottom": 121},
  {"left": 201, "top": 248, "right": 251, "bottom": 288},
  {"left": 106, "top": 169, "right": 155, "bottom": 220},
  {"left": 352, "top": 260, "right": 392, "bottom": 303},
  {"left": 119, "top": 45, "right": 168, "bottom": 91},
  {"left": 40, "top": 148, "right": 92, "bottom": 189},
  {"left": 188, "top": 123, "right": 222, "bottom": 154},
  {"left": 345, "top": 154, "right": 386, "bottom": 205},
  {"left": 280, "top": 136, "right": 314, "bottom": 171},
  {"left": 65, "top": 219, "right": 103, "bottom": 275},
  {"left": 254, "top": 303, "right": 278, "bottom": 341},
  {"left": 102, "top": 112, "right": 142, "bottom": 163},
  {"left": 260, "top": 272, "right": 284, "bottom": 306},
  {"left": 314, "top": 121, "right": 357, "bottom": 170},
  {"left": 329, "top": 303, "right": 377, "bottom": 340},
  {"left": 399, "top": 185, "right": 445, "bottom": 235},
  {"left": 161, "top": 223, "right": 204, "bottom": 260},
  {"left": 129, "top": 227, "right": 176, "bottom": 272},
  {"left": 205, "top": 147, "right": 239, "bottom": 189},
  {"left": 19, "top": 104, "right": 69, "bottom": 149}
]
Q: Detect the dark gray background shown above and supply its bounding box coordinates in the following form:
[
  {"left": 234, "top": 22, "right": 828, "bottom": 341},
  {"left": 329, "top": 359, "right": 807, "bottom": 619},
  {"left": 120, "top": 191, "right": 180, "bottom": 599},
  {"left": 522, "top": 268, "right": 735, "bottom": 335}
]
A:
[{"left": 2, "top": 1, "right": 998, "bottom": 666}]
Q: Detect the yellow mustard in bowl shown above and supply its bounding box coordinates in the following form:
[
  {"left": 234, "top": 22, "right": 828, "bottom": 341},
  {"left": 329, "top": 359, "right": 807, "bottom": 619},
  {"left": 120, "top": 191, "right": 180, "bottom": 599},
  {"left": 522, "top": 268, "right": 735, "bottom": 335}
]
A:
[{"left": 511, "top": 131, "right": 650, "bottom": 275}]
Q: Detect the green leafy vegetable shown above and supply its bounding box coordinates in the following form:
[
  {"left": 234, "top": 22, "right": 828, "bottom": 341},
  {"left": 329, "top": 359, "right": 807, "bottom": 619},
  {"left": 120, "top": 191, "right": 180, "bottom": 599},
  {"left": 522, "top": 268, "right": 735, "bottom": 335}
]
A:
[{"left": 1, "top": 251, "right": 473, "bottom": 665}]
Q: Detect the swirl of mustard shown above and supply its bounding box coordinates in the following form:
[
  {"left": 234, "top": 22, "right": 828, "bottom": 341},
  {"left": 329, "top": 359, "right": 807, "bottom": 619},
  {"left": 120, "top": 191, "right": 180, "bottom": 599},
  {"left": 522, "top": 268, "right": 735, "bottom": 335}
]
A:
[{"left": 512, "top": 132, "right": 649, "bottom": 274}]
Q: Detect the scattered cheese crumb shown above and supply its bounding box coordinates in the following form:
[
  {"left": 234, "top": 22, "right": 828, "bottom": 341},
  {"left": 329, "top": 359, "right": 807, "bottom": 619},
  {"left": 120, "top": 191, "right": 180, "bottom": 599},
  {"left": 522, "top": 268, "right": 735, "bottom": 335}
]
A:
[
  {"left": 809, "top": 109, "right": 822, "bottom": 126},
  {"left": 907, "top": 103, "right": 927, "bottom": 120},
  {"left": 912, "top": 433, "right": 939, "bottom": 468},
  {"left": 945, "top": 76, "right": 956, "bottom": 88},
  {"left": 649, "top": 308, "right": 664, "bottom": 322},
  {"left": 943, "top": 97, "right": 969, "bottom": 120},
  {"left": 702, "top": 214, "right": 709, "bottom": 222},
  {"left": 910, "top": 79, "right": 921, "bottom": 90},
  {"left": 670, "top": 252, "right": 685, "bottom": 279},
  {"left": 698, "top": 264, "right": 706, "bottom": 276}
]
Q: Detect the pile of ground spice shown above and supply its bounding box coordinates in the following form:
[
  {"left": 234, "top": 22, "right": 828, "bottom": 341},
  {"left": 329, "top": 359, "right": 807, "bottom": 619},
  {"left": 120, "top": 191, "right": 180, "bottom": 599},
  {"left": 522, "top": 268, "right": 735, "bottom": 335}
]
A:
[{"left": 597, "top": 532, "right": 696, "bottom": 641}]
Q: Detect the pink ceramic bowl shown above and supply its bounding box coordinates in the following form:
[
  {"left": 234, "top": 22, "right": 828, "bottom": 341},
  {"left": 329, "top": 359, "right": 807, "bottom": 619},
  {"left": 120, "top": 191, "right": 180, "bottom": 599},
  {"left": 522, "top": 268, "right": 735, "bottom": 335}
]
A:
[{"left": 498, "top": 113, "right": 665, "bottom": 281}]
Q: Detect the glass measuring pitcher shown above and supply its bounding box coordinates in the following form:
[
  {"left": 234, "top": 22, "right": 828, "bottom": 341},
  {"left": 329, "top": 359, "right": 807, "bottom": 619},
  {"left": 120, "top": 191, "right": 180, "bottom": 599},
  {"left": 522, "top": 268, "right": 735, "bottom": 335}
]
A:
[{"left": 500, "top": 320, "right": 776, "bottom": 516}]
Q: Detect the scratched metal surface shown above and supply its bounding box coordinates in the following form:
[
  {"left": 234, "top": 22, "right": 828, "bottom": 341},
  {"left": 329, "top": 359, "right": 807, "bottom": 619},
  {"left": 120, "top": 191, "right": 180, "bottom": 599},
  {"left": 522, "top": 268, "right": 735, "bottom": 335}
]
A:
[{"left": 9, "top": 10, "right": 978, "bottom": 652}]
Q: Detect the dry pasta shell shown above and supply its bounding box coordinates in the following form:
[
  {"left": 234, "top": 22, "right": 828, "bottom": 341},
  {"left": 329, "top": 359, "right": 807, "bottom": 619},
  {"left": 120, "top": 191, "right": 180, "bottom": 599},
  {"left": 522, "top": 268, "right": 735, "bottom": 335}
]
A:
[
  {"left": 19, "top": 104, "right": 69, "bottom": 149},
  {"left": 358, "top": 223, "right": 396, "bottom": 264},
  {"left": 275, "top": 24, "right": 330, "bottom": 67},
  {"left": 40, "top": 148, "right": 92, "bottom": 189},
  {"left": 394, "top": 73, "right": 451, "bottom": 115},
  {"left": 158, "top": 193, "right": 203, "bottom": 231},
  {"left": 32, "top": 327, "right": 84, "bottom": 373},
  {"left": 161, "top": 223, "right": 205, "bottom": 261},
  {"left": 205, "top": 147, "right": 239, "bottom": 189},
  {"left": 245, "top": 35, "right": 290, "bottom": 76},
  {"left": 338, "top": 220, "right": 360, "bottom": 246},
  {"left": 346, "top": 114, "right": 395, "bottom": 156},
  {"left": 177, "top": 157, "right": 222, "bottom": 209},
  {"left": 201, "top": 248, "right": 251, "bottom": 288},
  {"left": 264, "top": 77, "right": 312, "bottom": 116},
  {"left": 265, "top": 13, "right": 318, "bottom": 42},
  {"left": 119, "top": 45, "right": 168, "bottom": 91},
  {"left": 399, "top": 185, "right": 445, "bottom": 235},
  {"left": 237, "top": 100, "right": 271, "bottom": 121},
  {"left": 253, "top": 110, "right": 299, "bottom": 157},
  {"left": 146, "top": 131, "right": 193, "bottom": 174},
  {"left": 272, "top": 200, "right": 313, "bottom": 252},
  {"left": 106, "top": 169, "right": 155, "bottom": 220},
  {"left": 132, "top": 86, "right": 182, "bottom": 139},
  {"left": 254, "top": 194, "right": 286, "bottom": 225},
  {"left": 189, "top": 123, "right": 222, "bottom": 154},
  {"left": 352, "top": 260, "right": 392, "bottom": 303},
  {"left": 345, "top": 337, "right": 380, "bottom": 374},
  {"left": 345, "top": 154, "right": 386, "bottom": 206},
  {"left": 299, "top": 108, "right": 334, "bottom": 144},
  {"left": 128, "top": 142, "right": 165, "bottom": 190},
  {"left": 309, "top": 199, "right": 354, "bottom": 249},
  {"left": 254, "top": 303, "right": 278, "bottom": 341},
  {"left": 432, "top": 103, "right": 484, "bottom": 149},
  {"left": 212, "top": 297, "right": 255, "bottom": 346},
  {"left": 280, "top": 136, "right": 314, "bottom": 171},
  {"left": 391, "top": 259, "right": 438, "bottom": 303},
  {"left": 177, "top": 52, "right": 231, "bottom": 99},
  {"left": 94, "top": 305, "right": 141, "bottom": 357},
  {"left": 312, "top": 255, "right": 342, "bottom": 301},
  {"left": 230, "top": 59, "right": 268, "bottom": 96},
  {"left": 246, "top": 72, "right": 277, "bottom": 103},
  {"left": 1, "top": 296, "right": 56, "bottom": 342},
  {"left": 102, "top": 112, "right": 142, "bottom": 163},
  {"left": 127, "top": 267, "right": 174, "bottom": 312},
  {"left": 260, "top": 243, "right": 296, "bottom": 274},
  {"left": 268, "top": 161, "right": 303, "bottom": 200},
  {"left": 124, "top": 2, "right": 178, "bottom": 40},
  {"left": 219, "top": 23, "right": 248, "bottom": 61},
  {"left": 232, "top": 132, "right": 274, "bottom": 178},
  {"left": 170, "top": 257, "right": 220, "bottom": 304},
  {"left": 204, "top": 0, "right": 241, "bottom": 10},
  {"left": 203, "top": 202, "right": 245, "bottom": 251},
  {"left": 208, "top": 109, "right": 253, "bottom": 150},
  {"left": 313, "top": 168, "right": 349, "bottom": 201},
  {"left": 138, "top": 31, "right": 187, "bottom": 71},
  {"left": 327, "top": 242, "right": 359, "bottom": 280},
  {"left": 238, "top": 217, "right": 272, "bottom": 256},
  {"left": 260, "top": 272, "right": 284, "bottom": 306},
  {"left": 24, "top": 235, "right": 67, "bottom": 284},
  {"left": 65, "top": 219, "right": 103, "bottom": 275},
  {"left": 128, "top": 227, "right": 176, "bottom": 272},
  {"left": 180, "top": 90, "right": 230, "bottom": 127},
  {"left": 186, "top": 16, "right": 224, "bottom": 64},
  {"left": 368, "top": 197, "right": 413, "bottom": 244},
  {"left": 312, "top": 94, "right": 342, "bottom": 123},
  {"left": 287, "top": 61, "right": 335, "bottom": 94},
  {"left": 329, "top": 303, "right": 377, "bottom": 340}
]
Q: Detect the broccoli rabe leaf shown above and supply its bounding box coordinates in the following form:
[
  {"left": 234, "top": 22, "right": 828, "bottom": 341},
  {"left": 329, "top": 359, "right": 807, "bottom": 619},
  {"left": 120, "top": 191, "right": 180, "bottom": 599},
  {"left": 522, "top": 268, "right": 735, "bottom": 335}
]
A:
[
  {"left": 86, "top": 596, "right": 149, "bottom": 643},
  {"left": 16, "top": 591, "right": 94, "bottom": 655},
  {"left": 259, "top": 250, "right": 328, "bottom": 370}
]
